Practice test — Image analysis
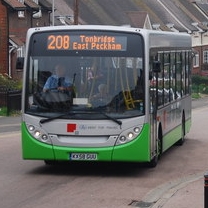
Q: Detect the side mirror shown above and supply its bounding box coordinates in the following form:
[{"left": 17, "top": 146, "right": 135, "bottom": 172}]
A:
[
  {"left": 16, "top": 57, "right": 24, "bottom": 70},
  {"left": 153, "top": 61, "right": 161, "bottom": 73}
]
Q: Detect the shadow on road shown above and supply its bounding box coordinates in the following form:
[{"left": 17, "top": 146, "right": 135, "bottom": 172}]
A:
[{"left": 26, "top": 160, "right": 154, "bottom": 177}]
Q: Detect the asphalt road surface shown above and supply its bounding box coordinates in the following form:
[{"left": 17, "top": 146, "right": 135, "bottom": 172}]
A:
[{"left": 0, "top": 97, "right": 207, "bottom": 208}]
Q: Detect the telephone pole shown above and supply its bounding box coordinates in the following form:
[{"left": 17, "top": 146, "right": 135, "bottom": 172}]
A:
[
  {"left": 52, "top": 0, "right": 54, "bottom": 26},
  {"left": 74, "top": 0, "right": 79, "bottom": 25}
]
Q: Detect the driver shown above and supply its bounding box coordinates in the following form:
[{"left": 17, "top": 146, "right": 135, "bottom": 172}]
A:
[{"left": 43, "top": 64, "right": 73, "bottom": 92}]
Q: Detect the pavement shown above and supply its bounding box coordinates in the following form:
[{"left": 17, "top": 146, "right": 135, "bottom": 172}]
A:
[
  {"left": 140, "top": 172, "right": 204, "bottom": 208},
  {"left": 0, "top": 115, "right": 21, "bottom": 133},
  {"left": 140, "top": 96, "right": 208, "bottom": 208},
  {"left": 155, "top": 96, "right": 208, "bottom": 208},
  {"left": 0, "top": 96, "right": 208, "bottom": 208},
  {"left": 159, "top": 176, "right": 204, "bottom": 208}
]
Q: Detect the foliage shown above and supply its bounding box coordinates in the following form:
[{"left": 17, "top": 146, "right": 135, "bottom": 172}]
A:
[
  {"left": 0, "top": 73, "right": 22, "bottom": 116},
  {"left": 192, "top": 75, "right": 208, "bottom": 95},
  {"left": 0, "top": 73, "right": 22, "bottom": 90},
  {"left": 192, "top": 75, "right": 208, "bottom": 86},
  {"left": 0, "top": 107, "right": 20, "bottom": 116},
  {"left": 191, "top": 93, "right": 201, "bottom": 99},
  {"left": 0, "top": 107, "right": 7, "bottom": 116}
]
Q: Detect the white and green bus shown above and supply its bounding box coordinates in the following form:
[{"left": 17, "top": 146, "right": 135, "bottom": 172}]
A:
[{"left": 21, "top": 25, "right": 192, "bottom": 167}]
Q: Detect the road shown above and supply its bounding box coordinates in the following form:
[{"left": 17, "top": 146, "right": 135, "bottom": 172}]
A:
[{"left": 0, "top": 99, "right": 208, "bottom": 208}]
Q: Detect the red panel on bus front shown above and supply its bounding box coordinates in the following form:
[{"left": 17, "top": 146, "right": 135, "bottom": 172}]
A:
[{"left": 67, "top": 124, "right": 77, "bottom": 132}]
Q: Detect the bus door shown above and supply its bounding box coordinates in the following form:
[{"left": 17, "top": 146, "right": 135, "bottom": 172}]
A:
[{"left": 149, "top": 61, "right": 162, "bottom": 159}]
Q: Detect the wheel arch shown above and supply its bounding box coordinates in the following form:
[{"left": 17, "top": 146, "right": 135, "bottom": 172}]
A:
[{"left": 158, "top": 122, "right": 163, "bottom": 154}]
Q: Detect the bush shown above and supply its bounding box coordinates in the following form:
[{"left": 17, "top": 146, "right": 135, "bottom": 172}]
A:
[
  {"left": 192, "top": 75, "right": 208, "bottom": 86},
  {"left": 0, "top": 73, "right": 22, "bottom": 116},
  {"left": 0, "top": 73, "right": 22, "bottom": 90},
  {"left": 192, "top": 75, "right": 208, "bottom": 94},
  {"left": 0, "top": 107, "right": 7, "bottom": 116},
  {"left": 199, "top": 84, "right": 208, "bottom": 93}
]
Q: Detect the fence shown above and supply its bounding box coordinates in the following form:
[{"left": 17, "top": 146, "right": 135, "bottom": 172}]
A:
[{"left": 0, "top": 86, "right": 21, "bottom": 116}]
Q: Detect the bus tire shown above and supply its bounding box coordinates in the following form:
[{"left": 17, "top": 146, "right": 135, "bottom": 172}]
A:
[
  {"left": 148, "top": 155, "right": 158, "bottom": 168},
  {"left": 158, "top": 125, "right": 163, "bottom": 159},
  {"left": 148, "top": 125, "right": 163, "bottom": 168}
]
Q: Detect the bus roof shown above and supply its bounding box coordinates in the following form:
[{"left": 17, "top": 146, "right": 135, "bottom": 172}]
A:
[{"left": 27, "top": 25, "right": 192, "bottom": 49}]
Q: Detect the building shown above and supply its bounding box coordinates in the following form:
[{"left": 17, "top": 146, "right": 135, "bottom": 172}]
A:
[
  {"left": 50, "top": 0, "right": 208, "bottom": 76},
  {"left": 0, "top": 0, "right": 52, "bottom": 79},
  {"left": 1, "top": 0, "right": 208, "bottom": 79}
]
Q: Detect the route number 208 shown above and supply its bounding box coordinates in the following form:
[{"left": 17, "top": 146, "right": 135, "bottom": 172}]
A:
[{"left": 47, "top": 35, "right": 70, "bottom": 50}]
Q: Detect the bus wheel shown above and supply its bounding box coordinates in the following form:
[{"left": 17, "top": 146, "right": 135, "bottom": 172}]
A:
[
  {"left": 148, "top": 155, "right": 158, "bottom": 168},
  {"left": 147, "top": 141, "right": 161, "bottom": 168},
  {"left": 158, "top": 136, "right": 162, "bottom": 160},
  {"left": 148, "top": 127, "right": 163, "bottom": 168}
]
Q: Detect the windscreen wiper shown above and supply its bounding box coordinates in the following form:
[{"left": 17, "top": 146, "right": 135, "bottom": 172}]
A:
[
  {"left": 98, "top": 111, "right": 122, "bottom": 126},
  {"left": 92, "top": 106, "right": 122, "bottom": 126},
  {"left": 39, "top": 112, "right": 74, "bottom": 125},
  {"left": 39, "top": 110, "right": 122, "bottom": 127}
]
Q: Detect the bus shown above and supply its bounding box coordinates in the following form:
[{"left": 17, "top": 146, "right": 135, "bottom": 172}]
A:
[{"left": 21, "top": 25, "right": 192, "bottom": 167}]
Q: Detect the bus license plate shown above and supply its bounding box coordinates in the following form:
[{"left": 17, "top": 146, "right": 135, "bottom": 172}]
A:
[{"left": 70, "top": 153, "right": 97, "bottom": 161}]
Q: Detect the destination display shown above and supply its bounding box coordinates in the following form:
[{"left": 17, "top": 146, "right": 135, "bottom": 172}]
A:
[{"left": 47, "top": 34, "right": 127, "bottom": 51}]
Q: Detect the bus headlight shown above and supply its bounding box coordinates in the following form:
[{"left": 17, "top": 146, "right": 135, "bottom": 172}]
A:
[
  {"left": 34, "top": 130, "right": 41, "bottom": 138},
  {"left": 119, "top": 136, "right": 127, "bottom": 143},
  {"left": 116, "top": 125, "right": 142, "bottom": 145},
  {"left": 128, "top": 132, "right": 134, "bottom": 139},
  {"left": 26, "top": 124, "right": 51, "bottom": 144},
  {"left": 134, "top": 127, "right": 140, "bottom": 133},
  {"left": 41, "top": 134, "right": 48, "bottom": 141},
  {"left": 28, "top": 125, "right": 35, "bottom": 131}
]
